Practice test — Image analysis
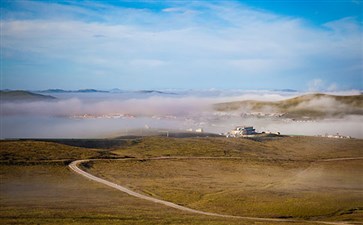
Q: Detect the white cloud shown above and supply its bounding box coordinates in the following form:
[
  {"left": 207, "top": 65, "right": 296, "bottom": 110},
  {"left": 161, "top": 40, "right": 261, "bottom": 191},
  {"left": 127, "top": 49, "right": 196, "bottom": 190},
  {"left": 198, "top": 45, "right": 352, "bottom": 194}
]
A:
[
  {"left": 307, "top": 79, "right": 346, "bottom": 92},
  {"left": 1, "top": 1, "right": 362, "bottom": 90},
  {"left": 308, "top": 79, "right": 324, "bottom": 91},
  {"left": 327, "top": 83, "right": 338, "bottom": 92},
  {"left": 162, "top": 7, "right": 180, "bottom": 12},
  {"left": 323, "top": 17, "right": 362, "bottom": 34},
  {"left": 162, "top": 7, "right": 195, "bottom": 14},
  {"left": 129, "top": 59, "right": 167, "bottom": 67}
]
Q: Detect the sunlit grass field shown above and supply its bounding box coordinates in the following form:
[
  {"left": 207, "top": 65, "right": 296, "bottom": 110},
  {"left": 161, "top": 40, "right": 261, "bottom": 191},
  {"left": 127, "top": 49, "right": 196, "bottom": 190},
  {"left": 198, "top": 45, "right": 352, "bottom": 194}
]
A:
[
  {"left": 1, "top": 136, "right": 362, "bottom": 224},
  {"left": 87, "top": 158, "right": 363, "bottom": 221}
]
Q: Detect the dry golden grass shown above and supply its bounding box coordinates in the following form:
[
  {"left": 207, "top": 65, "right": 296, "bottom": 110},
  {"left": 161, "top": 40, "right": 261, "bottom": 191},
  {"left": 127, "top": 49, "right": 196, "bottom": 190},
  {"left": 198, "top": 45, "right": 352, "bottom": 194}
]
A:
[
  {"left": 1, "top": 164, "right": 309, "bottom": 225},
  {"left": 265, "top": 136, "right": 363, "bottom": 160},
  {"left": 112, "top": 136, "right": 363, "bottom": 161},
  {"left": 112, "top": 137, "right": 264, "bottom": 158},
  {"left": 1, "top": 136, "right": 362, "bottom": 224},
  {"left": 87, "top": 158, "right": 363, "bottom": 221},
  {"left": 0, "top": 140, "right": 102, "bottom": 163}
]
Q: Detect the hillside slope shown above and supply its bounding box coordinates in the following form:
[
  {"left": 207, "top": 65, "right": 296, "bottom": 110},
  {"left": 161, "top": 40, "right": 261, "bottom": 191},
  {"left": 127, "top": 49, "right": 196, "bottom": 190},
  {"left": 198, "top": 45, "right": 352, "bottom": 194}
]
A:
[
  {"left": 0, "top": 90, "right": 56, "bottom": 102},
  {"left": 214, "top": 93, "right": 363, "bottom": 119}
]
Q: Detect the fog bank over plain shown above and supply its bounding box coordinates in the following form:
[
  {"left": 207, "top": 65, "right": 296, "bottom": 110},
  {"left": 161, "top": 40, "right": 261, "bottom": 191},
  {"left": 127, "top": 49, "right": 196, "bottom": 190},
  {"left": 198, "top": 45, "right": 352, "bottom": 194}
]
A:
[{"left": 1, "top": 90, "right": 362, "bottom": 139}]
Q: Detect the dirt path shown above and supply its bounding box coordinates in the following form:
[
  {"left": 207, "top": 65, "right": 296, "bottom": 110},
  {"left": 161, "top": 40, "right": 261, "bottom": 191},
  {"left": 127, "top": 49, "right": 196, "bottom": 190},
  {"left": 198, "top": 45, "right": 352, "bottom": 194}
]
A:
[
  {"left": 319, "top": 157, "right": 363, "bottom": 162},
  {"left": 69, "top": 158, "right": 359, "bottom": 225}
]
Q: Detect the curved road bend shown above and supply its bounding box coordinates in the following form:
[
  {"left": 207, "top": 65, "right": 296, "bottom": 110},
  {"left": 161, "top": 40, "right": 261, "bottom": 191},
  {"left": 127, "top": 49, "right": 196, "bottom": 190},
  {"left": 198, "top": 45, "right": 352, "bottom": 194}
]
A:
[{"left": 69, "top": 159, "right": 358, "bottom": 225}]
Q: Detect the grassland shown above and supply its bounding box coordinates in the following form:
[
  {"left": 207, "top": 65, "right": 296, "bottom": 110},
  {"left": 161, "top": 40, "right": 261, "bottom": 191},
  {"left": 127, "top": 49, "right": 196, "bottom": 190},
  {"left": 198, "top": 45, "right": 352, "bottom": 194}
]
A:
[
  {"left": 0, "top": 140, "right": 119, "bottom": 164},
  {"left": 1, "top": 136, "right": 362, "bottom": 224},
  {"left": 87, "top": 158, "right": 363, "bottom": 221},
  {"left": 111, "top": 136, "right": 363, "bottom": 160},
  {"left": 214, "top": 93, "right": 363, "bottom": 119}
]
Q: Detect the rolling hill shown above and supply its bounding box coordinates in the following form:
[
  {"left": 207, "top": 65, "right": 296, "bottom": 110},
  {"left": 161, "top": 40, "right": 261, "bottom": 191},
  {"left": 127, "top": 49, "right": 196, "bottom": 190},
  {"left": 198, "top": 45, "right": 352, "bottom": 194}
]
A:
[
  {"left": 0, "top": 90, "right": 56, "bottom": 102},
  {"left": 214, "top": 93, "right": 363, "bottom": 119}
]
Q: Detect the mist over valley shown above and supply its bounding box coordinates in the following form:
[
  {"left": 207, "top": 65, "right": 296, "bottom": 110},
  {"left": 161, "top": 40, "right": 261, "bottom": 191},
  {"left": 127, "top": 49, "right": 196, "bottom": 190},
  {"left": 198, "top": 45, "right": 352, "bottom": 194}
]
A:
[{"left": 1, "top": 89, "right": 362, "bottom": 139}]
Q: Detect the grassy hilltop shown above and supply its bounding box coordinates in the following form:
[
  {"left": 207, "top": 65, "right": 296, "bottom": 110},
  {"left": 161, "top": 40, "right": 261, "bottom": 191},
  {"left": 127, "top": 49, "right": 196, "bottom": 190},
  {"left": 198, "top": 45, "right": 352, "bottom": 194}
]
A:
[
  {"left": 214, "top": 93, "right": 363, "bottom": 119},
  {"left": 1, "top": 136, "right": 362, "bottom": 224}
]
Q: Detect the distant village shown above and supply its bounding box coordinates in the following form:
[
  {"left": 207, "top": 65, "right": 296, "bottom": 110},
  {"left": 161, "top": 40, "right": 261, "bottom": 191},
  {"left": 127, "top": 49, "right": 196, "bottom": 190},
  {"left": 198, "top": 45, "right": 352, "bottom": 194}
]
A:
[
  {"left": 69, "top": 113, "right": 353, "bottom": 139},
  {"left": 224, "top": 126, "right": 352, "bottom": 139},
  {"left": 317, "top": 133, "right": 352, "bottom": 139},
  {"left": 225, "top": 126, "right": 280, "bottom": 138},
  {"left": 70, "top": 113, "right": 136, "bottom": 119}
]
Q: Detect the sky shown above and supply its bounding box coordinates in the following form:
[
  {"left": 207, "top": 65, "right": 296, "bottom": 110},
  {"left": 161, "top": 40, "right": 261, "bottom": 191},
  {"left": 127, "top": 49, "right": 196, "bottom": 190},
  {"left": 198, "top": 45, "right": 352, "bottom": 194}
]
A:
[{"left": 0, "top": 0, "right": 362, "bottom": 91}]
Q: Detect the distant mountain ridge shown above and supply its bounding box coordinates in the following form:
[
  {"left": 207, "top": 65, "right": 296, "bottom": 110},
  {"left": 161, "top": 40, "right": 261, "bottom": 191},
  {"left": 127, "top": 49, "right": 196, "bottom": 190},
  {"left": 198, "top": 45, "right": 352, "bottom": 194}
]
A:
[
  {"left": 273, "top": 89, "right": 298, "bottom": 92},
  {"left": 0, "top": 90, "right": 56, "bottom": 102},
  {"left": 214, "top": 93, "right": 363, "bottom": 119},
  {"left": 41, "top": 89, "right": 109, "bottom": 93},
  {"left": 136, "top": 90, "right": 177, "bottom": 95},
  {"left": 40, "top": 89, "right": 177, "bottom": 95}
]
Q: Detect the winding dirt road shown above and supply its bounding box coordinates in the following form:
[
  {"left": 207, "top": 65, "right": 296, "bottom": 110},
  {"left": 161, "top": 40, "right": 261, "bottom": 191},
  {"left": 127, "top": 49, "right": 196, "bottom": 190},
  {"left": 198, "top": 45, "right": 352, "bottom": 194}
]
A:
[
  {"left": 69, "top": 158, "right": 360, "bottom": 225},
  {"left": 319, "top": 157, "right": 363, "bottom": 162}
]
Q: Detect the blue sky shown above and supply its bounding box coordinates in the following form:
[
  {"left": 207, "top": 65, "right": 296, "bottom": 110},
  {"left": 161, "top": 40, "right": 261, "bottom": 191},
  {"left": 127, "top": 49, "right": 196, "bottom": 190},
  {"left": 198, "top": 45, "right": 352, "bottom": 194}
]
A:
[{"left": 0, "top": 0, "right": 362, "bottom": 91}]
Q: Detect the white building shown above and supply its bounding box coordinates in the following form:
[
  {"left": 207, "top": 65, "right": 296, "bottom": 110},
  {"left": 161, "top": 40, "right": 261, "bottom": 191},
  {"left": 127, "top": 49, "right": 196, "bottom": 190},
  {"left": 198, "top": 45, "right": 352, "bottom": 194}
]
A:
[
  {"left": 227, "top": 126, "right": 256, "bottom": 137},
  {"left": 195, "top": 128, "right": 204, "bottom": 133}
]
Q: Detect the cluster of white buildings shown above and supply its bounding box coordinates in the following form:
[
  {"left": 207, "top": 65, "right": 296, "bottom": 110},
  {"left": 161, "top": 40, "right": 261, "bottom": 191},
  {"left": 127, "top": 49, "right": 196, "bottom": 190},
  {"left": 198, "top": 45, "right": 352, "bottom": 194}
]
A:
[
  {"left": 226, "top": 126, "right": 282, "bottom": 138},
  {"left": 319, "top": 133, "right": 352, "bottom": 139},
  {"left": 186, "top": 128, "right": 204, "bottom": 133},
  {"left": 151, "top": 115, "right": 178, "bottom": 120},
  {"left": 70, "top": 113, "right": 135, "bottom": 119},
  {"left": 226, "top": 126, "right": 257, "bottom": 138},
  {"left": 241, "top": 112, "right": 285, "bottom": 118}
]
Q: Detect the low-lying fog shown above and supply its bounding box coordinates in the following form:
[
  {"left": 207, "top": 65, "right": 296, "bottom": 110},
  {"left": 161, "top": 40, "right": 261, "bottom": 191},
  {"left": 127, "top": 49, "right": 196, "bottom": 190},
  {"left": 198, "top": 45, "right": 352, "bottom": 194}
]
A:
[{"left": 1, "top": 90, "right": 362, "bottom": 139}]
